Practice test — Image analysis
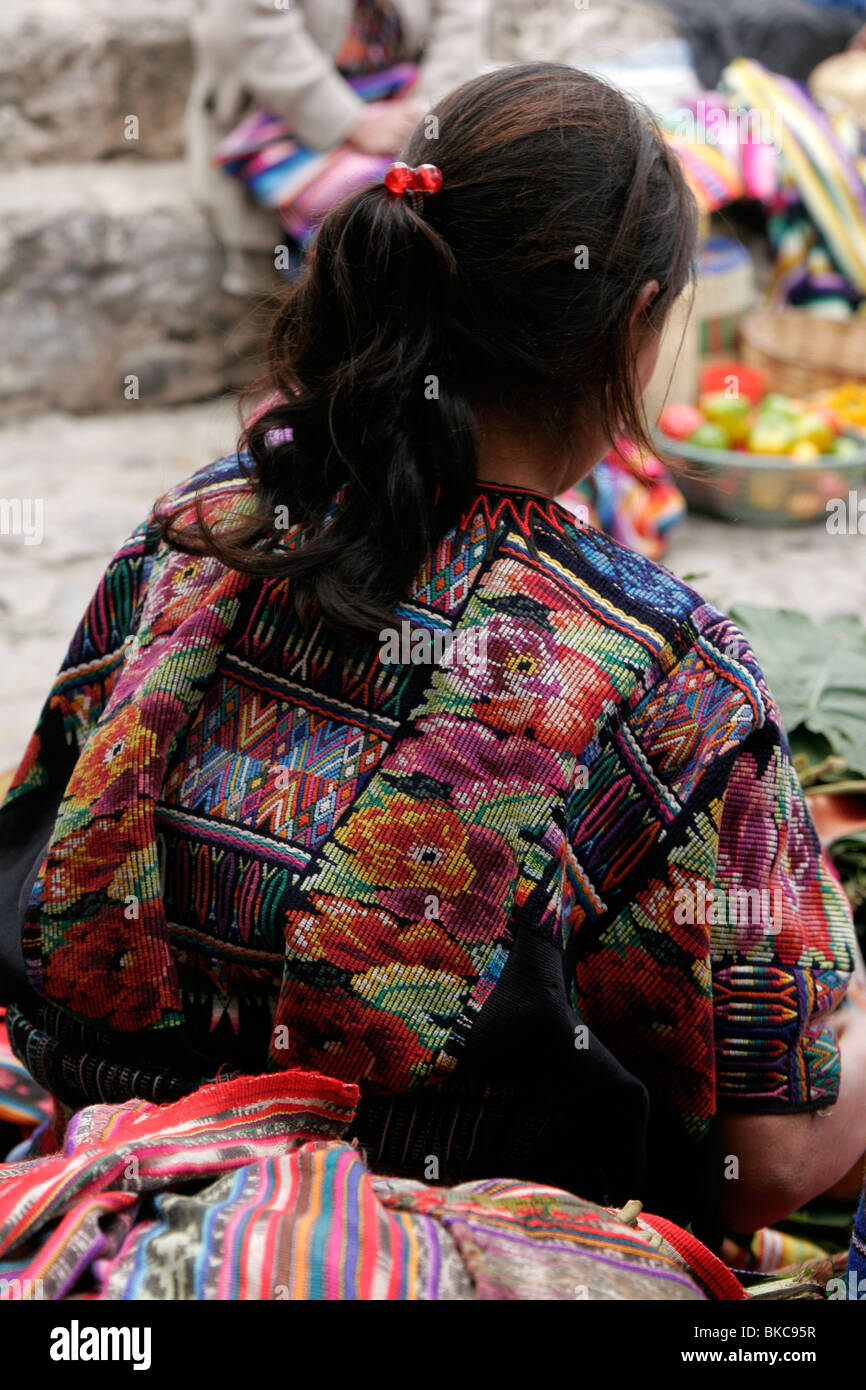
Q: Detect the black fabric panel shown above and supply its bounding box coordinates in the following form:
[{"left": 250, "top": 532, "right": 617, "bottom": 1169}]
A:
[
  {"left": 5, "top": 998, "right": 223, "bottom": 1112},
  {"left": 354, "top": 927, "right": 650, "bottom": 1210},
  {"left": 352, "top": 927, "right": 719, "bottom": 1233}
]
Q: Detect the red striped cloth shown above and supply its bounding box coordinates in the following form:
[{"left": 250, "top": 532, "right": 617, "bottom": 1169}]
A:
[{"left": 0, "top": 1069, "right": 716, "bottom": 1301}]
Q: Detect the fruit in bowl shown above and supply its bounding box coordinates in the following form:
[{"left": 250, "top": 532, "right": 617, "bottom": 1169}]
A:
[
  {"left": 790, "top": 412, "right": 835, "bottom": 453},
  {"left": 654, "top": 402, "right": 703, "bottom": 441},
  {"left": 686, "top": 421, "right": 729, "bottom": 450},
  {"left": 653, "top": 384, "right": 866, "bottom": 524},
  {"left": 657, "top": 388, "right": 853, "bottom": 460},
  {"left": 747, "top": 418, "right": 796, "bottom": 454}
]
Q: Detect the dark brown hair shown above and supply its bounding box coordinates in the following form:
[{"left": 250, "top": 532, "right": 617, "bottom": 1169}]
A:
[{"left": 163, "top": 63, "right": 697, "bottom": 634}]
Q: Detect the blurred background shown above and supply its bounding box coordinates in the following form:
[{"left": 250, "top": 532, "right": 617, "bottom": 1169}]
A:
[{"left": 2, "top": 0, "right": 866, "bottom": 776}]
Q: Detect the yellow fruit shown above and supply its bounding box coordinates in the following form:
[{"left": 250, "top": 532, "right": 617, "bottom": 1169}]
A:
[
  {"left": 747, "top": 423, "right": 794, "bottom": 454},
  {"left": 790, "top": 412, "right": 834, "bottom": 453},
  {"left": 787, "top": 491, "right": 822, "bottom": 519}
]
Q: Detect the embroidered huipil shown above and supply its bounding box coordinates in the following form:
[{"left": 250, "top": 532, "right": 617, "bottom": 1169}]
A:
[{"left": 0, "top": 454, "right": 855, "bottom": 1225}]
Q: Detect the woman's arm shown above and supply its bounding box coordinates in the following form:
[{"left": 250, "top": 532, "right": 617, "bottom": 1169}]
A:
[
  {"left": 208, "top": 0, "right": 366, "bottom": 150},
  {"left": 717, "top": 1004, "right": 866, "bottom": 1232}
]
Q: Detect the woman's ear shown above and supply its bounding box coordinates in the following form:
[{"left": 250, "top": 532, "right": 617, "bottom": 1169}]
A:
[
  {"left": 631, "top": 279, "right": 663, "bottom": 392},
  {"left": 630, "top": 279, "right": 660, "bottom": 334}
]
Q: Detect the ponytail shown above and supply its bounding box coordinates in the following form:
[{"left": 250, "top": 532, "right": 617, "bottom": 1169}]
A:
[{"left": 163, "top": 182, "right": 479, "bottom": 636}]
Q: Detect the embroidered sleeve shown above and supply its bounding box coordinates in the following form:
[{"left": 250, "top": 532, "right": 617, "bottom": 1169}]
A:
[
  {"left": 712, "top": 715, "right": 855, "bottom": 1113},
  {"left": 569, "top": 605, "right": 856, "bottom": 1141}
]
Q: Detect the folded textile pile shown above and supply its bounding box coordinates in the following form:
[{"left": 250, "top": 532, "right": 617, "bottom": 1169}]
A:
[
  {"left": 723, "top": 58, "right": 866, "bottom": 314},
  {"left": 558, "top": 440, "right": 686, "bottom": 561},
  {"left": 214, "top": 65, "right": 418, "bottom": 251},
  {"left": 0, "top": 1070, "right": 712, "bottom": 1301}
]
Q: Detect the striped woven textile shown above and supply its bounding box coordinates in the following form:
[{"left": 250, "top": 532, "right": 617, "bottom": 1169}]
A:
[
  {"left": 557, "top": 438, "right": 686, "bottom": 562},
  {"left": 664, "top": 129, "right": 747, "bottom": 214},
  {"left": 0, "top": 1070, "right": 709, "bottom": 1301},
  {"left": 214, "top": 64, "right": 418, "bottom": 245},
  {"left": 723, "top": 58, "right": 866, "bottom": 301},
  {"left": 0, "top": 1008, "right": 51, "bottom": 1138}
]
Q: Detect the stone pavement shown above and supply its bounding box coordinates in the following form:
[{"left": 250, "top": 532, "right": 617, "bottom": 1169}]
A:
[
  {"left": 664, "top": 511, "right": 866, "bottom": 622},
  {"left": 1, "top": 401, "right": 864, "bottom": 770},
  {"left": 0, "top": 400, "right": 236, "bottom": 768}
]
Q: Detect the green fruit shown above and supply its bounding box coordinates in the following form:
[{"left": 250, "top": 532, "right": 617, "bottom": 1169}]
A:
[
  {"left": 833, "top": 435, "right": 862, "bottom": 460},
  {"left": 687, "top": 422, "right": 730, "bottom": 450},
  {"left": 759, "top": 393, "right": 800, "bottom": 419},
  {"left": 747, "top": 421, "right": 795, "bottom": 454},
  {"left": 698, "top": 392, "right": 751, "bottom": 444},
  {"left": 790, "top": 412, "right": 834, "bottom": 454}
]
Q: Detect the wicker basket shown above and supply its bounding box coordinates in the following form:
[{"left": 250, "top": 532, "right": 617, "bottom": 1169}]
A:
[
  {"left": 741, "top": 305, "right": 866, "bottom": 395},
  {"left": 695, "top": 236, "right": 756, "bottom": 361}
]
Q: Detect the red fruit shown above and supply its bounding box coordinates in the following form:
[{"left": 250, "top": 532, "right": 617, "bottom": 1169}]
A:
[
  {"left": 813, "top": 407, "right": 839, "bottom": 437},
  {"left": 657, "top": 403, "right": 705, "bottom": 440},
  {"left": 699, "top": 362, "right": 766, "bottom": 406}
]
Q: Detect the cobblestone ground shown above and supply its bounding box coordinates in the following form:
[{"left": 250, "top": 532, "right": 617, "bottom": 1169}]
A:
[{"left": 1, "top": 400, "right": 864, "bottom": 769}]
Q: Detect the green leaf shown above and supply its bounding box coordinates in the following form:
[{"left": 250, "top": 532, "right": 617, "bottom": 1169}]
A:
[
  {"left": 788, "top": 727, "right": 834, "bottom": 768},
  {"left": 730, "top": 604, "right": 866, "bottom": 777}
]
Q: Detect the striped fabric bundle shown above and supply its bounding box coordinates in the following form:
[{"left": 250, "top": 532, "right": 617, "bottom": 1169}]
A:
[
  {"left": 214, "top": 64, "right": 418, "bottom": 245},
  {"left": 557, "top": 439, "right": 686, "bottom": 562},
  {"left": 664, "top": 129, "right": 747, "bottom": 214},
  {"left": 0, "top": 1070, "right": 710, "bottom": 1301},
  {"left": 722, "top": 58, "right": 866, "bottom": 306},
  {"left": 0, "top": 1071, "right": 357, "bottom": 1299}
]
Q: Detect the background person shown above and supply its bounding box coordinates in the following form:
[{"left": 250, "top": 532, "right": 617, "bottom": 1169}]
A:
[{"left": 187, "top": 0, "right": 492, "bottom": 292}]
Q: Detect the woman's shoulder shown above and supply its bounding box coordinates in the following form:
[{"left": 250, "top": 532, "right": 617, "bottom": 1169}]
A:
[
  {"left": 557, "top": 513, "right": 707, "bottom": 632},
  {"left": 154, "top": 451, "right": 255, "bottom": 522},
  {"left": 488, "top": 499, "right": 776, "bottom": 745}
]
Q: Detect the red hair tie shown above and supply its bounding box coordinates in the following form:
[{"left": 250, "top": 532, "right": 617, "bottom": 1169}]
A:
[{"left": 383, "top": 162, "right": 443, "bottom": 195}]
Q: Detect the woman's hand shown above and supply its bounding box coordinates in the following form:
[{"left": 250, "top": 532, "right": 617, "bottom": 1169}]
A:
[{"left": 347, "top": 100, "right": 424, "bottom": 155}]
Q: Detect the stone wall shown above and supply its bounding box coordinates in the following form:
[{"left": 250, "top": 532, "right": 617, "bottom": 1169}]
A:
[
  {"left": 0, "top": 0, "right": 262, "bottom": 420},
  {"left": 0, "top": 0, "right": 191, "bottom": 164}
]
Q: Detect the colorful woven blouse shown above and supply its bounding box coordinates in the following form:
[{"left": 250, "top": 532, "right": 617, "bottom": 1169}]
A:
[{"left": 0, "top": 454, "right": 855, "bottom": 1226}]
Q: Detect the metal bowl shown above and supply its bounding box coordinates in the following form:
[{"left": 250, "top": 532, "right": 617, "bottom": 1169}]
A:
[{"left": 652, "top": 428, "right": 866, "bottom": 525}]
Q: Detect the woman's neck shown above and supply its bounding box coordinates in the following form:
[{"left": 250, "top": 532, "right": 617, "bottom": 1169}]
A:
[{"left": 475, "top": 408, "right": 607, "bottom": 497}]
